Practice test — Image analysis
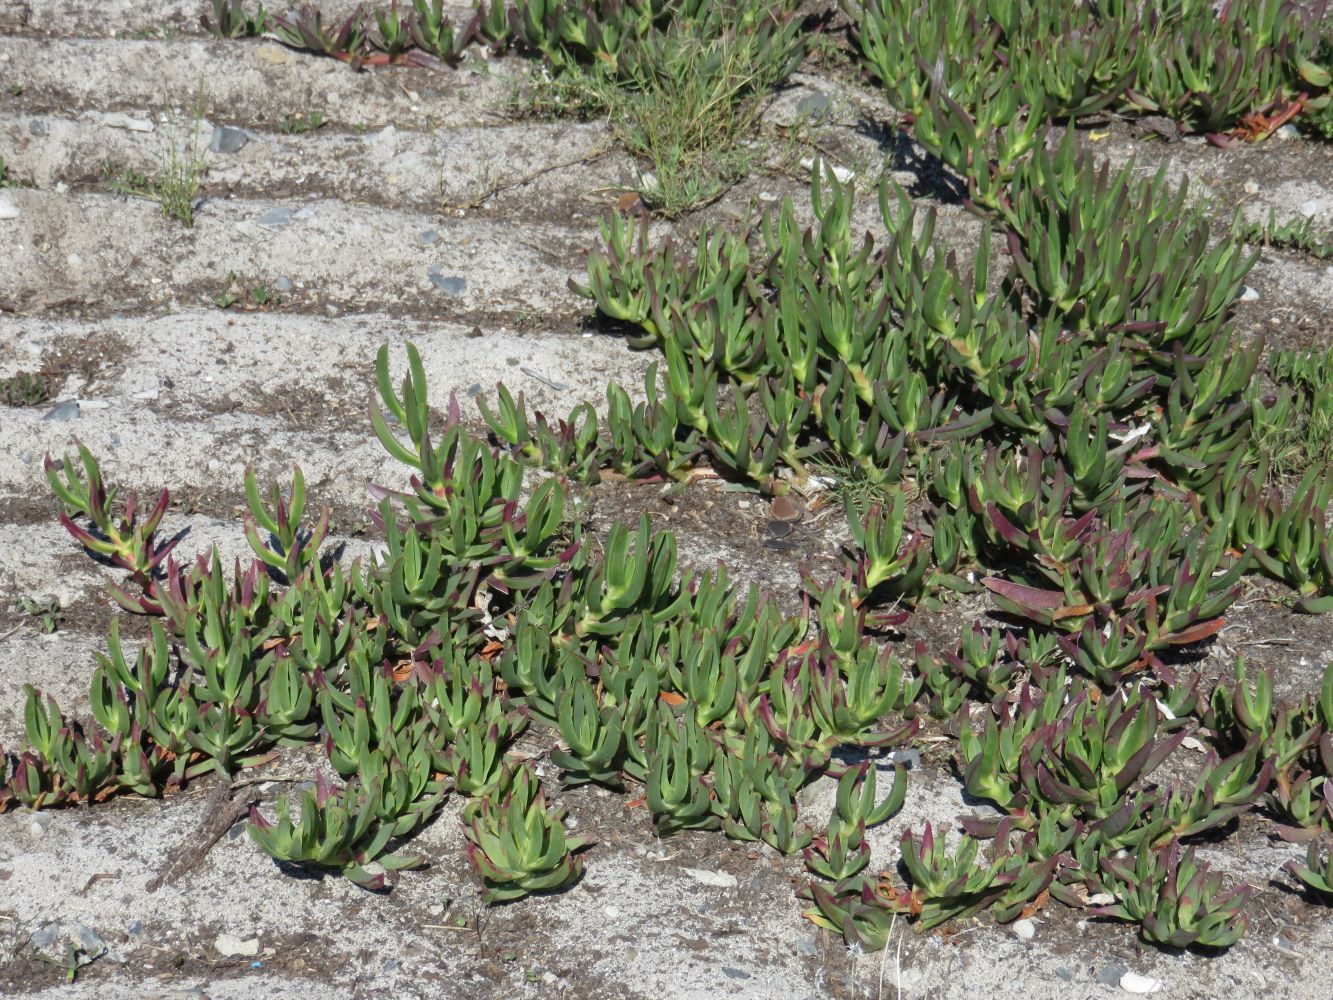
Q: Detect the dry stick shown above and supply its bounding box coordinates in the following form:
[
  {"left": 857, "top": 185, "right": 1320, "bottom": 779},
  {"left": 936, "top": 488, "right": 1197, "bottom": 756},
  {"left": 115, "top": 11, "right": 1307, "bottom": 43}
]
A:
[
  {"left": 145, "top": 781, "right": 260, "bottom": 892},
  {"left": 442, "top": 142, "right": 616, "bottom": 211}
]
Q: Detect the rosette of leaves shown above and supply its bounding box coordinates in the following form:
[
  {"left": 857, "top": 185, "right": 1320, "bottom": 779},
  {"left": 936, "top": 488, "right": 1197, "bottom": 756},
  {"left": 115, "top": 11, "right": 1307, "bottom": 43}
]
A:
[
  {"left": 463, "top": 762, "right": 593, "bottom": 902},
  {"left": 1092, "top": 839, "right": 1252, "bottom": 949},
  {"left": 247, "top": 766, "right": 437, "bottom": 891},
  {"left": 893, "top": 823, "right": 1011, "bottom": 930}
]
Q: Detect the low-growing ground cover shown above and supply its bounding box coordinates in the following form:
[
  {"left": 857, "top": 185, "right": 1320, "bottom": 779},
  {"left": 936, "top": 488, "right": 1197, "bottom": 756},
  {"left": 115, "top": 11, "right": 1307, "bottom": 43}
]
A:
[{"left": 1, "top": 2, "right": 1333, "bottom": 997}]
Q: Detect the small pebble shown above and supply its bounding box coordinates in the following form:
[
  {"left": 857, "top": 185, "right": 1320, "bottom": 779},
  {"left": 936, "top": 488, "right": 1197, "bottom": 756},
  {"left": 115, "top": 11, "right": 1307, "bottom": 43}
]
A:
[
  {"left": 42, "top": 400, "right": 79, "bottom": 422},
  {"left": 210, "top": 125, "right": 250, "bottom": 154},
  {"left": 795, "top": 934, "right": 819, "bottom": 957},
  {"left": 70, "top": 925, "right": 104, "bottom": 953},
  {"left": 31, "top": 923, "right": 61, "bottom": 949},
  {"left": 130, "top": 388, "right": 159, "bottom": 401},
  {"left": 256, "top": 207, "right": 294, "bottom": 229},
  {"left": 769, "top": 495, "right": 804, "bottom": 523},
  {"left": 1012, "top": 918, "right": 1035, "bottom": 941},
  {"left": 274, "top": 276, "right": 294, "bottom": 293},
  {"left": 126, "top": 921, "right": 143, "bottom": 936},
  {"left": 1239, "top": 286, "right": 1260, "bottom": 302},
  {"left": 1298, "top": 199, "right": 1320, "bottom": 218},
  {"left": 1242, "top": 180, "right": 1259, "bottom": 194},
  {"left": 89, "top": 111, "right": 154, "bottom": 133},
  {"left": 795, "top": 92, "right": 831, "bottom": 118},
  {"left": 0, "top": 195, "right": 19, "bottom": 221},
  {"left": 683, "top": 868, "right": 738, "bottom": 889},
  {"left": 1274, "top": 124, "right": 1300, "bottom": 140},
  {"left": 78, "top": 399, "right": 111, "bottom": 410},
  {"left": 28, "top": 119, "right": 47, "bottom": 137},
  {"left": 887, "top": 748, "right": 921, "bottom": 769},
  {"left": 604, "top": 905, "right": 622, "bottom": 919},
  {"left": 1096, "top": 962, "right": 1128, "bottom": 986},
  {"left": 722, "top": 967, "right": 751, "bottom": 980},
  {"left": 293, "top": 205, "right": 317, "bottom": 221},
  {"left": 418, "top": 228, "right": 439, "bottom": 245},
  {"left": 1055, "top": 967, "right": 1074, "bottom": 982},
  {"left": 427, "top": 268, "right": 466, "bottom": 296},
  {"left": 466, "top": 383, "right": 482, "bottom": 397}
]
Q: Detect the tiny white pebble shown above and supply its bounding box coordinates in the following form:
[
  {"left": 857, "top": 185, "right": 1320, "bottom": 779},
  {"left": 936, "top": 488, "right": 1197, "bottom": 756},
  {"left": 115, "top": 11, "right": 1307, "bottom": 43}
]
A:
[
  {"left": 1239, "top": 286, "right": 1259, "bottom": 302},
  {"left": 1012, "top": 918, "right": 1036, "bottom": 941},
  {"left": 604, "top": 905, "right": 621, "bottom": 919}
]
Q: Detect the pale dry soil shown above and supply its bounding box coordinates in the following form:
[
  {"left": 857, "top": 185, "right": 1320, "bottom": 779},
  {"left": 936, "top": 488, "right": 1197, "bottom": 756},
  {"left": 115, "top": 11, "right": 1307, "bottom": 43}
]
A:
[{"left": 1, "top": 3, "right": 1333, "bottom": 997}]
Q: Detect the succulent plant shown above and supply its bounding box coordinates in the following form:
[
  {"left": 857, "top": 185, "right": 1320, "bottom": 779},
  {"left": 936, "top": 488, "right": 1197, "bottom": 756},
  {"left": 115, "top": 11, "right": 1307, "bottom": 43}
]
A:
[
  {"left": 247, "top": 769, "right": 434, "bottom": 891},
  {"left": 1284, "top": 838, "right": 1333, "bottom": 899},
  {"left": 463, "top": 763, "right": 593, "bottom": 902},
  {"left": 203, "top": 0, "right": 269, "bottom": 38},
  {"left": 1093, "top": 839, "right": 1252, "bottom": 949},
  {"left": 45, "top": 445, "right": 179, "bottom": 614}
]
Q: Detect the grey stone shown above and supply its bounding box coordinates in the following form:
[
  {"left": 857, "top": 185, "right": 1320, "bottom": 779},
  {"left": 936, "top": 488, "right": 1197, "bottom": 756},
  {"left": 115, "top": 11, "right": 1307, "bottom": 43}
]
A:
[
  {"left": 18, "top": 451, "right": 32, "bottom": 464},
  {"left": 419, "top": 229, "right": 439, "bottom": 245},
  {"left": 293, "top": 205, "right": 317, "bottom": 221},
  {"left": 795, "top": 935, "right": 819, "bottom": 957},
  {"left": 1055, "top": 967, "right": 1074, "bottom": 982},
  {"left": 1095, "top": 961, "right": 1128, "bottom": 986},
  {"left": 796, "top": 92, "right": 831, "bottom": 119},
  {"left": 256, "top": 207, "right": 295, "bottom": 229},
  {"left": 71, "top": 924, "right": 105, "bottom": 953},
  {"left": 427, "top": 268, "right": 466, "bottom": 296},
  {"left": 210, "top": 125, "right": 250, "bottom": 154},
  {"left": 274, "top": 276, "right": 294, "bottom": 293},
  {"left": 887, "top": 748, "right": 920, "bottom": 769},
  {"left": 126, "top": 921, "right": 144, "bottom": 936},
  {"left": 28, "top": 119, "right": 46, "bottom": 137},
  {"left": 466, "top": 383, "right": 482, "bottom": 398},
  {"left": 722, "top": 967, "right": 751, "bottom": 980},
  {"left": 31, "top": 923, "right": 61, "bottom": 948},
  {"left": 42, "top": 400, "right": 80, "bottom": 422},
  {"left": 0, "top": 195, "right": 19, "bottom": 220},
  {"left": 29, "top": 813, "right": 53, "bottom": 839}
]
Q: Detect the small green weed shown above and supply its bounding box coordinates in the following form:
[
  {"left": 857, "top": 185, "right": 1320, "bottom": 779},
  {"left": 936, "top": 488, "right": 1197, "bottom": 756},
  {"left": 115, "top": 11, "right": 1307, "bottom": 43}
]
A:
[
  {"left": 14, "top": 595, "right": 62, "bottom": 634},
  {"left": 277, "top": 110, "right": 328, "bottom": 135},
  {"left": 213, "top": 272, "right": 281, "bottom": 310},
  {"left": 103, "top": 88, "right": 208, "bottom": 227},
  {"left": 1234, "top": 209, "right": 1333, "bottom": 260},
  {"left": 0, "top": 371, "right": 52, "bottom": 407}
]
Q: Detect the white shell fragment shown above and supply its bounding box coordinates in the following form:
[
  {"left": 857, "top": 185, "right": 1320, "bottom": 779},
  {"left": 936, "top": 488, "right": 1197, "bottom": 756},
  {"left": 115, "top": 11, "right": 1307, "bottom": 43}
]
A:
[{"left": 1120, "top": 971, "right": 1163, "bottom": 994}]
